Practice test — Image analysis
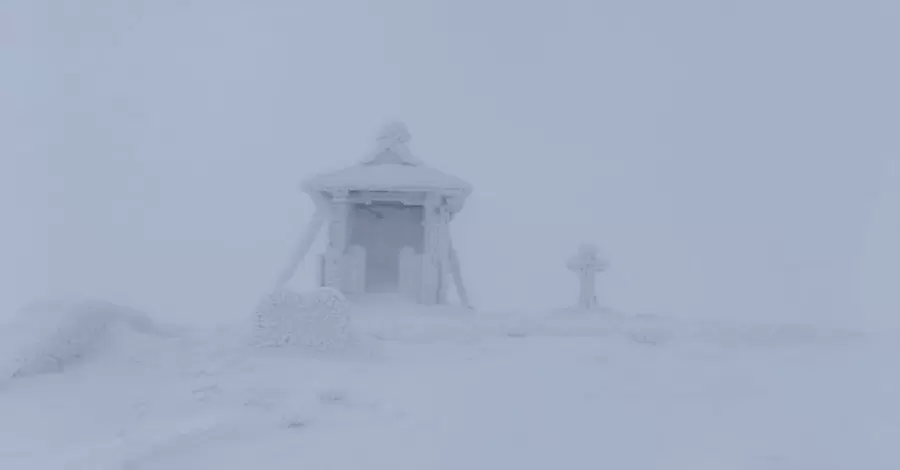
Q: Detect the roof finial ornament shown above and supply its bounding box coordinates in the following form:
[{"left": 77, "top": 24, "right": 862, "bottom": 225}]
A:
[
  {"left": 377, "top": 120, "right": 411, "bottom": 149},
  {"left": 362, "top": 119, "right": 422, "bottom": 166}
]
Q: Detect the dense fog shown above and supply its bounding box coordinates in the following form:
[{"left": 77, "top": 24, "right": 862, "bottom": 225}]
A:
[{"left": 2, "top": 0, "right": 898, "bottom": 327}]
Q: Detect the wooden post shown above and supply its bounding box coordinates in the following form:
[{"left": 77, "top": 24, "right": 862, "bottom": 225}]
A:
[
  {"left": 419, "top": 192, "right": 441, "bottom": 304},
  {"left": 325, "top": 190, "right": 350, "bottom": 291},
  {"left": 435, "top": 202, "right": 452, "bottom": 304}
]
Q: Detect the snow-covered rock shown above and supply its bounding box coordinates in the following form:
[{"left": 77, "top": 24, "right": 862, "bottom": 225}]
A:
[{"left": 252, "top": 287, "right": 358, "bottom": 354}]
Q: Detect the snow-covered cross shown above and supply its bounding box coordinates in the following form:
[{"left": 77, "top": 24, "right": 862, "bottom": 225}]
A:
[{"left": 567, "top": 243, "right": 608, "bottom": 310}]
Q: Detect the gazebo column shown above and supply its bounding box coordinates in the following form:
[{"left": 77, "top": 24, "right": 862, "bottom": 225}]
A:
[
  {"left": 419, "top": 192, "right": 442, "bottom": 305},
  {"left": 435, "top": 203, "right": 452, "bottom": 304},
  {"left": 324, "top": 190, "right": 350, "bottom": 291}
]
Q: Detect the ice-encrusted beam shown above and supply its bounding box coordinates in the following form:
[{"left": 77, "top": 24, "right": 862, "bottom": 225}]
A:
[{"left": 272, "top": 191, "right": 332, "bottom": 290}]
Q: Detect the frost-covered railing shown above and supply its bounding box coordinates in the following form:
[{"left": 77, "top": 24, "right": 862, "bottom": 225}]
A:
[{"left": 316, "top": 247, "right": 366, "bottom": 296}]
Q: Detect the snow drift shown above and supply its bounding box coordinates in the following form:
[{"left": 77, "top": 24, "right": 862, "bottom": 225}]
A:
[{"left": 0, "top": 297, "right": 179, "bottom": 380}]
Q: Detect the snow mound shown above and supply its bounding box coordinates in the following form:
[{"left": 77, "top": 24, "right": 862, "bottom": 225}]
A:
[
  {"left": 0, "top": 297, "right": 179, "bottom": 380},
  {"left": 252, "top": 287, "right": 360, "bottom": 355}
]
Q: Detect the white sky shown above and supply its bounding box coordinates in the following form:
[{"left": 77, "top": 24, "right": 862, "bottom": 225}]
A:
[{"left": 2, "top": 0, "right": 898, "bottom": 326}]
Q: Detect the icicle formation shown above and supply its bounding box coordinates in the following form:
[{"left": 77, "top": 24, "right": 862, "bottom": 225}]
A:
[
  {"left": 567, "top": 243, "right": 608, "bottom": 310},
  {"left": 361, "top": 119, "right": 423, "bottom": 166}
]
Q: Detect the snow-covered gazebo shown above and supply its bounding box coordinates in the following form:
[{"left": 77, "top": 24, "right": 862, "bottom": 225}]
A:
[{"left": 273, "top": 121, "right": 473, "bottom": 307}]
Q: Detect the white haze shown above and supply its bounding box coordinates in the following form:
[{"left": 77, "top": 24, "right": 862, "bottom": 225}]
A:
[{"left": 2, "top": 0, "right": 898, "bottom": 327}]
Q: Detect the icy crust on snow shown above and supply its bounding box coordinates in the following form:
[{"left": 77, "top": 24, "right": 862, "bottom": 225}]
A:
[
  {"left": 3, "top": 302, "right": 899, "bottom": 469},
  {"left": 346, "top": 303, "right": 871, "bottom": 350},
  {"left": 0, "top": 297, "right": 874, "bottom": 383}
]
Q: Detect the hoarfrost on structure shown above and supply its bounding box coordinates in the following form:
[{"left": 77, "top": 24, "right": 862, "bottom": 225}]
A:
[
  {"left": 287, "top": 121, "right": 472, "bottom": 306},
  {"left": 567, "top": 243, "right": 608, "bottom": 310},
  {"left": 253, "top": 287, "right": 357, "bottom": 354}
]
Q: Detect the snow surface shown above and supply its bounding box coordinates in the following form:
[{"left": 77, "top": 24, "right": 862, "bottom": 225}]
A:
[{"left": 2, "top": 300, "right": 900, "bottom": 469}]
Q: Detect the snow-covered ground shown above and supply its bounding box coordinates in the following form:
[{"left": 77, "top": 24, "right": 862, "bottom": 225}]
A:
[{"left": 2, "top": 300, "right": 899, "bottom": 469}]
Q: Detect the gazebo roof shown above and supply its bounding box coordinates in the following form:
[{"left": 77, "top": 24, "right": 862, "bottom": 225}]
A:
[{"left": 302, "top": 121, "right": 472, "bottom": 196}]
